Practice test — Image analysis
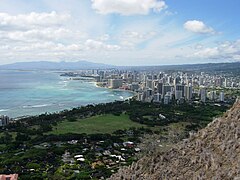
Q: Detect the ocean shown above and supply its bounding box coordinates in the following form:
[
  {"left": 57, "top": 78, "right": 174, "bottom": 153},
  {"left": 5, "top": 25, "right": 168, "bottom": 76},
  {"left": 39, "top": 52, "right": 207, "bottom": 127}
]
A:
[{"left": 0, "top": 70, "right": 134, "bottom": 118}]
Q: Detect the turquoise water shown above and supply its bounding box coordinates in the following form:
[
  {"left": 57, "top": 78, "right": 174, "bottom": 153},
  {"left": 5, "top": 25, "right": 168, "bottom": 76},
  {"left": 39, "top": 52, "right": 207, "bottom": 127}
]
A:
[{"left": 0, "top": 70, "right": 134, "bottom": 118}]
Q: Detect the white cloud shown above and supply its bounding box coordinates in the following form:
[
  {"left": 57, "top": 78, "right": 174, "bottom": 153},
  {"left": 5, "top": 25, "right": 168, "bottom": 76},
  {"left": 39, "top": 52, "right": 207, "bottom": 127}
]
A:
[
  {"left": 122, "top": 31, "right": 156, "bottom": 39},
  {"left": 119, "top": 31, "right": 157, "bottom": 49},
  {"left": 85, "top": 39, "right": 121, "bottom": 51},
  {"left": 0, "top": 11, "right": 70, "bottom": 30},
  {"left": 232, "top": 55, "right": 240, "bottom": 60},
  {"left": 0, "top": 28, "right": 86, "bottom": 42},
  {"left": 0, "top": 9, "right": 122, "bottom": 65},
  {"left": 91, "top": 0, "right": 167, "bottom": 15},
  {"left": 194, "top": 47, "right": 219, "bottom": 58},
  {"left": 123, "top": 31, "right": 143, "bottom": 39},
  {"left": 0, "top": 1, "right": 238, "bottom": 66},
  {"left": 184, "top": 20, "right": 215, "bottom": 34},
  {"left": 1, "top": 39, "right": 121, "bottom": 53},
  {"left": 193, "top": 40, "right": 240, "bottom": 61},
  {"left": 98, "top": 34, "right": 110, "bottom": 41},
  {"left": 120, "top": 41, "right": 135, "bottom": 49},
  {"left": 12, "top": 42, "right": 84, "bottom": 52}
]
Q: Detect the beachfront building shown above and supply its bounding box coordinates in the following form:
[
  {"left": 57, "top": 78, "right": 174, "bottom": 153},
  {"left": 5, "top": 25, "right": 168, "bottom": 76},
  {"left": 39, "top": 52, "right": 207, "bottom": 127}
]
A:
[
  {"left": 0, "top": 115, "right": 10, "bottom": 127},
  {"left": 108, "top": 79, "right": 123, "bottom": 89}
]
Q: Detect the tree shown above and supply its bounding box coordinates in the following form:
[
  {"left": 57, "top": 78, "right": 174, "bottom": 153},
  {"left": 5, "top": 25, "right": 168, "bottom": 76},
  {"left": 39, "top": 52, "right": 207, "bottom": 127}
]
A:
[
  {"left": 16, "top": 132, "right": 30, "bottom": 142},
  {"left": 26, "top": 162, "right": 41, "bottom": 169}
]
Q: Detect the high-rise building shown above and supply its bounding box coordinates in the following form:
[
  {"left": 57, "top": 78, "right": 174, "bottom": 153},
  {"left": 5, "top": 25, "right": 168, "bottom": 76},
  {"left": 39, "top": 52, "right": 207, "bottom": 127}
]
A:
[
  {"left": 122, "top": 73, "right": 128, "bottom": 80},
  {"left": 132, "top": 74, "right": 137, "bottom": 82},
  {"left": 215, "top": 77, "right": 224, "bottom": 87},
  {"left": 200, "top": 88, "right": 207, "bottom": 102},
  {"left": 223, "top": 78, "right": 227, "bottom": 87},
  {"left": 158, "top": 73, "right": 164, "bottom": 80},
  {"left": 199, "top": 77, "right": 204, "bottom": 86},
  {"left": 208, "top": 91, "right": 217, "bottom": 101},
  {"left": 141, "top": 74, "right": 147, "bottom": 83},
  {"left": 146, "top": 80, "right": 153, "bottom": 89},
  {"left": 184, "top": 84, "right": 193, "bottom": 101},
  {"left": 108, "top": 79, "right": 123, "bottom": 89},
  {"left": 137, "top": 93, "right": 143, "bottom": 101},
  {"left": 186, "top": 78, "right": 192, "bottom": 86},
  {"left": 146, "top": 88, "right": 153, "bottom": 99},
  {"left": 130, "top": 83, "right": 139, "bottom": 91},
  {"left": 95, "top": 75, "right": 101, "bottom": 82},
  {"left": 175, "top": 90, "right": 182, "bottom": 100},
  {"left": 152, "top": 80, "right": 159, "bottom": 92},
  {"left": 173, "top": 77, "right": 181, "bottom": 86},
  {"left": 167, "top": 76, "right": 172, "bottom": 84},
  {"left": 157, "top": 82, "right": 163, "bottom": 95},
  {"left": 98, "top": 71, "right": 105, "bottom": 81},
  {"left": 219, "top": 91, "right": 224, "bottom": 102},
  {"left": 175, "top": 85, "right": 185, "bottom": 97},
  {"left": 0, "top": 115, "right": 10, "bottom": 127},
  {"left": 153, "top": 93, "right": 161, "bottom": 102},
  {"left": 164, "top": 92, "right": 172, "bottom": 104},
  {"left": 152, "top": 74, "right": 158, "bottom": 80},
  {"left": 163, "top": 85, "right": 173, "bottom": 96}
]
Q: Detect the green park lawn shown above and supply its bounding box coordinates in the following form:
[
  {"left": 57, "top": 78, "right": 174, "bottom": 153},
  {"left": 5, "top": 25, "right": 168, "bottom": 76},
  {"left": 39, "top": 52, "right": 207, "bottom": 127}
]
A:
[{"left": 49, "top": 114, "right": 147, "bottom": 135}]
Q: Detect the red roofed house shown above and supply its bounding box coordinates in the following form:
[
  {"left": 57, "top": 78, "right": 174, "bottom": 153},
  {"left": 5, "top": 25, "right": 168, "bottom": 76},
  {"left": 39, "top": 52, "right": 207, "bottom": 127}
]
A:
[{"left": 0, "top": 174, "right": 18, "bottom": 180}]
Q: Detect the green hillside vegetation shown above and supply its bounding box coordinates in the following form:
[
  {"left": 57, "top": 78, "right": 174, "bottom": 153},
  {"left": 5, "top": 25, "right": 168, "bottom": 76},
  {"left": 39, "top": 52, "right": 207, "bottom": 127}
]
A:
[{"left": 0, "top": 100, "right": 232, "bottom": 179}]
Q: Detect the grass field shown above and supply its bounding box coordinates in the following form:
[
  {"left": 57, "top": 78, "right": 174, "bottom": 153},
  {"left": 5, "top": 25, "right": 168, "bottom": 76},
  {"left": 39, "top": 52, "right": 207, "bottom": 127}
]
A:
[{"left": 49, "top": 114, "right": 147, "bottom": 135}]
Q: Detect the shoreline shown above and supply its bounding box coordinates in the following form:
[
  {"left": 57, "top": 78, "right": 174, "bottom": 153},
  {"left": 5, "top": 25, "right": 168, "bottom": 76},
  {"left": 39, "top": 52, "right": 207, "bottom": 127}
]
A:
[
  {"left": 94, "top": 82, "right": 137, "bottom": 100},
  {"left": 1, "top": 72, "right": 135, "bottom": 120},
  {"left": 12, "top": 99, "right": 133, "bottom": 121},
  {"left": 10, "top": 82, "right": 135, "bottom": 121}
]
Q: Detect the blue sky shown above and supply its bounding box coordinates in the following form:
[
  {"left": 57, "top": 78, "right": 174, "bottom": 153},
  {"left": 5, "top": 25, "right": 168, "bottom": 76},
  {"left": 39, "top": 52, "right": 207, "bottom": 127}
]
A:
[{"left": 0, "top": 0, "right": 239, "bottom": 65}]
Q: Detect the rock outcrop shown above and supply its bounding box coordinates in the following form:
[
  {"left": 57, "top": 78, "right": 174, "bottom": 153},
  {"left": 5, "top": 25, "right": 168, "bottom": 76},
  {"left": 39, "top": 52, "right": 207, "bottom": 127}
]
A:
[{"left": 109, "top": 98, "right": 240, "bottom": 180}]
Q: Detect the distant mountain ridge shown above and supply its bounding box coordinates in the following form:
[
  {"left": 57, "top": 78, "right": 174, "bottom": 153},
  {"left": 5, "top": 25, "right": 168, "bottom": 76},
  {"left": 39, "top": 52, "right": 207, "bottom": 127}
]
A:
[
  {"left": 0, "top": 61, "right": 240, "bottom": 72},
  {"left": 0, "top": 61, "right": 114, "bottom": 70}
]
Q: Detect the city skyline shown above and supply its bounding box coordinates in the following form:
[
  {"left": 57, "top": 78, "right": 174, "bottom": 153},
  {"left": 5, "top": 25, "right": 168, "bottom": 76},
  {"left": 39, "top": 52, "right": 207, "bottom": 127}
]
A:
[{"left": 0, "top": 0, "right": 240, "bottom": 66}]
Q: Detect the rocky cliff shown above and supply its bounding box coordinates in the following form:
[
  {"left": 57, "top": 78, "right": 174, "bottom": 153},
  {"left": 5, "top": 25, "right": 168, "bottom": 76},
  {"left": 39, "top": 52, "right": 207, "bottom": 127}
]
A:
[{"left": 109, "top": 99, "right": 240, "bottom": 180}]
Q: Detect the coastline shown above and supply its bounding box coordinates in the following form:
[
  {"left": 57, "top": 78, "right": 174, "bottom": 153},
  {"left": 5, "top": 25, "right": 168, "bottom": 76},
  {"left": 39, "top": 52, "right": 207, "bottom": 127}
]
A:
[
  {"left": 94, "top": 81, "right": 137, "bottom": 100},
  {"left": 10, "top": 81, "right": 135, "bottom": 121},
  {"left": 1, "top": 70, "right": 135, "bottom": 120}
]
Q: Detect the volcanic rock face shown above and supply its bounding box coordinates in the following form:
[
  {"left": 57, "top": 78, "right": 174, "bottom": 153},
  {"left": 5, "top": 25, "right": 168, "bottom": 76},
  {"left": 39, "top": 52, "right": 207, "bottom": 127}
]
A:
[{"left": 109, "top": 99, "right": 240, "bottom": 180}]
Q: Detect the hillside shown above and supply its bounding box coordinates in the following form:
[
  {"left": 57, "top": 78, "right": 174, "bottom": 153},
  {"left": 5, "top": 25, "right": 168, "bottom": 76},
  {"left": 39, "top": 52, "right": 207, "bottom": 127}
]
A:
[{"left": 109, "top": 98, "right": 240, "bottom": 180}]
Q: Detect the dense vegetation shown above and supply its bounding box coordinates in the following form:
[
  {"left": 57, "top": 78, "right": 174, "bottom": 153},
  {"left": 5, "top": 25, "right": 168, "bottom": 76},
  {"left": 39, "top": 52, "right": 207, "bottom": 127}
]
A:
[{"left": 0, "top": 99, "right": 231, "bottom": 179}]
